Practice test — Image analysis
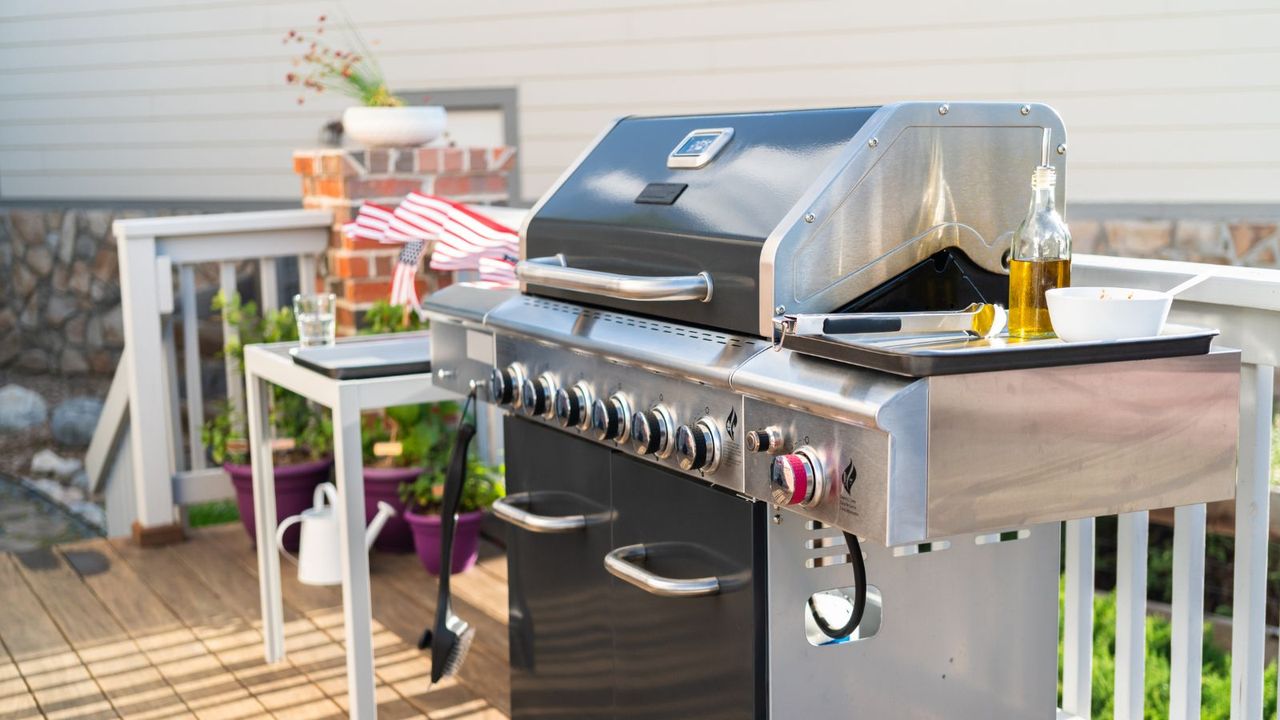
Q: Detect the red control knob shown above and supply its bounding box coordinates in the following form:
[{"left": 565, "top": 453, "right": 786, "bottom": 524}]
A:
[{"left": 770, "top": 449, "right": 822, "bottom": 507}]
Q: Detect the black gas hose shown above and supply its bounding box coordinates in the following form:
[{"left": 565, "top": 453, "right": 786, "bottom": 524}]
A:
[{"left": 807, "top": 531, "right": 867, "bottom": 640}]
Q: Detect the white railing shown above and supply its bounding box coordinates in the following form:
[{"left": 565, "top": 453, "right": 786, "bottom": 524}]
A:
[
  {"left": 92, "top": 210, "right": 331, "bottom": 536},
  {"left": 1065, "top": 254, "right": 1280, "bottom": 720}
]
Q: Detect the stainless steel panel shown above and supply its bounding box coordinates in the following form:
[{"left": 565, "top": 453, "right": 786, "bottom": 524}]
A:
[
  {"left": 924, "top": 349, "right": 1240, "bottom": 537},
  {"left": 742, "top": 397, "right": 895, "bottom": 544},
  {"left": 487, "top": 294, "right": 769, "bottom": 387},
  {"left": 760, "top": 102, "right": 1067, "bottom": 336},
  {"left": 768, "top": 517, "right": 1060, "bottom": 718},
  {"left": 424, "top": 320, "right": 492, "bottom": 397},
  {"left": 496, "top": 333, "right": 749, "bottom": 493},
  {"left": 730, "top": 347, "right": 915, "bottom": 428}
]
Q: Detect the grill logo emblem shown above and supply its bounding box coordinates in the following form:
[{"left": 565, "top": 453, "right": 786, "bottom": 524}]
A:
[
  {"left": 841, "top": 461, "right": 857, "bottom": 494},
  {"left": 725, "top": 408, "right": 737, "bottom": 441}
]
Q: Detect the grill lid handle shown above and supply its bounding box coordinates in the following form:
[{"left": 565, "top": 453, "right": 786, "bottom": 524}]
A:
[{"left": 517, "top": 255, "right": 713, "bottom": 303}]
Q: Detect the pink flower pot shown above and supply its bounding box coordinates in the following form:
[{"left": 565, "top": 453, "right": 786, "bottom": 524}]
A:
[
  {"left": 225, "top": 457, "right": 333, "bottom": 553},
  {"left": 362, "top": 465, "right": 422, "bottom": 553},
  {"left": 405, "top": 507, "right": 485, "bottom": 575}
]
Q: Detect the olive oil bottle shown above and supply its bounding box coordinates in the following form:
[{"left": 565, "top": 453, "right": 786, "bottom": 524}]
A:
[{"left": 1008, "top": 165, "right": 1071, "bottom": 338}]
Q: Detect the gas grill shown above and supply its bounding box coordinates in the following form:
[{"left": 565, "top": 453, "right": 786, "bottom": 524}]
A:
[{"left": 425, "top": 102, "right": 1240, "bottom": 718}]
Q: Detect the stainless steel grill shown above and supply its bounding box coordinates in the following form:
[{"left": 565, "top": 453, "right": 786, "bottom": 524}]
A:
[{"left": 426, "top": 102, "right": 1240, "bottom": 718}]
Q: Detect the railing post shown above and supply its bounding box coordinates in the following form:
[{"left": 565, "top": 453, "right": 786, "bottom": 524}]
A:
[
  {"left": 1114, "top": 511, "right": 1149, "bottom": 720},
  {"left": 114, "top": 227, "right": 179, "bottom": 537},
  {"left": 1064, "top": 517, "right": 1096, "bottom": 718},
  {"left": 1170, "top": 503, "right": 1207, "bottom": 720},
  {"left": 220, "top": 261, "right": 245, "bottom": 420},
  {"left": 1231, "top": 363, "right": 1275, "bottom": 720}
]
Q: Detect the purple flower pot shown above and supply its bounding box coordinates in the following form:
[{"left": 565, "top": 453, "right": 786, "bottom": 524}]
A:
[
  {"left": 225, "top": 458, "right": 333, "bottom": 553},
  {"left": 405, "top": 507, "right": 484, "bottom": 575},
  {"left": 362, "top": 465, "right": 422, "bottom": 553}
]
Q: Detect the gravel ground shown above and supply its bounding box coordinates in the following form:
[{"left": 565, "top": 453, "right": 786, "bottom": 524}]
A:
[
  {"left": 0, "top": 473, "right": 97, "bottom": 551},
  {"left": 0, "top": 369, "right": 110, "bottom": 477}
]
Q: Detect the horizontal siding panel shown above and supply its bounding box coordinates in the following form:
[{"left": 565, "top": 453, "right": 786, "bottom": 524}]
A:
[
  {"left": 1070, "top": 166, "right": 1280, "bottom": 203},
  {"left": 6, "top": 6, "right": 1280, "bottom": 73},
  {"left": 0, "top": 114, "right": 331, "bottom": 146},
  {"left": 1, "top": 171, "right": 296, "bottom": 200},
  {"left": 0, "top": 145, "right": 291, "bottom": 172}
]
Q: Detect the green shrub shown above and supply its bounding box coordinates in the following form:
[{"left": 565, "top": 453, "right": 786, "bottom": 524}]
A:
[
  {"left": 187, "top": 500, "right": 239, "bottom": 528},
  {"left": 1061, "top": 582, "right": 1277, "bottom": 718}
]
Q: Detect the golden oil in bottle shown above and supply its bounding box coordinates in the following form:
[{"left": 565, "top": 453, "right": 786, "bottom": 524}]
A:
[
  {"left": 1008, "top": 258, "right": 1070, "bottom": 338},
  {"left": 1007, "top": 164, "right": 1072, "bottom": 339}
]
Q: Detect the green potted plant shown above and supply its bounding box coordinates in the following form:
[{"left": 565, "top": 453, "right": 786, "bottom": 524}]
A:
[
  {"left": 285, "top": 14, "right": 446, "bottom": 147},
  {"left": 202, "top": 292, "right": 333, "bottom": 551},
  {"left": 360, "top": 401, "right": 456, "bottom": 552},
  {"left": 400, "top": 458, "right": 505, "bottom": 575}
]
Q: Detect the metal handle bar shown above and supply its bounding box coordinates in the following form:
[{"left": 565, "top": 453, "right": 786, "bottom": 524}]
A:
[
  {"left": 603, "top": 543, "right": 726, "bottom": 598},
  {"left": 492, "top": 491, "right": 612, "bottom": 534},
  {"left": 516, "top": 255, "right": 714, "bottom": 303}
]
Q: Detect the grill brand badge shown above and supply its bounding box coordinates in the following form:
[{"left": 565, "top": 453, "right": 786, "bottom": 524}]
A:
[
  {"left": 725, "top": 408, "right": 738, "bottom": 441},
  {"left": 841, "top": 461, "right": 857, "bottom": 495}
]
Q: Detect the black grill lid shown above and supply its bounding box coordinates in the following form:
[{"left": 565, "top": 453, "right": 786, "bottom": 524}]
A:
[{"left": 524, "top": 107, "right": 879, "bottom": 336}]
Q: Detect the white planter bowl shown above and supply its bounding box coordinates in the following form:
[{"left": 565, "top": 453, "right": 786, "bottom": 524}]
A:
[
  {"left": 342, "top": 106, "right": 447, "bottom": 147},
  {"left": 1045, "top": 286, "right": 1172, "bottom": 343}
]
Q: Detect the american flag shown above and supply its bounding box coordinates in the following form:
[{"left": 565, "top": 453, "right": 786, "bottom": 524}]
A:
[{"left": 341, "top": 193, "right": 519, "bottom": 311}]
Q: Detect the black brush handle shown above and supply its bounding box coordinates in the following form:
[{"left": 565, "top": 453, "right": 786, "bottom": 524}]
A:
[
  {"left": 821, "top": 316, "right": 902, "bottom": 335},
  {"left": 430, "top": 390, "right": 477, "bottom": 683}
]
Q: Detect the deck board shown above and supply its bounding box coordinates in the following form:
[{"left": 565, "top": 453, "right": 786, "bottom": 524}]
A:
[{"left": 0, "top": 524, "right": 512, "bottom": 719}]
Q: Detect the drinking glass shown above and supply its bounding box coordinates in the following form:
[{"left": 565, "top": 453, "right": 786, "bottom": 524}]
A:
[{"left": 293, "top": 293, "right": 336, "bottom": 348}]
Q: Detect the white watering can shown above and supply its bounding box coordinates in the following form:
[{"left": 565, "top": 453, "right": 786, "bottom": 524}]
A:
[{"left": 276, "top": 482, "right": 396, "bottom": 586}]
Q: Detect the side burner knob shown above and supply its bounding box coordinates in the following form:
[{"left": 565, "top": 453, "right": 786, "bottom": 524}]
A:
[
  {"left": 554, "top": 383, "right": 591, "bottom": 429},
  {"left": 520, "top": 374, "right": 556, "bottom": 418},
  {"left": 770, "top": 447, "right": 823, "bottom": 507},
  {"left": 590, "top": 394, "right": 632, "bottom": 442},
  {"left": 631, "top": 405, "right": 675, "bottom": 457},
  {"left": 745, "top": 426, "right": 784, "bottom": 454},
  {"left": 675, "top": 418, "right": 722, "bottom": 473}
]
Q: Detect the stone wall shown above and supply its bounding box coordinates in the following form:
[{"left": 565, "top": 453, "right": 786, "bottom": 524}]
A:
[
  {"left": 0, "top": 208, "right": 133, "bottom": 375},
  {"left": 1073, "top": 219, "right": 1279, "bottom": 268}
]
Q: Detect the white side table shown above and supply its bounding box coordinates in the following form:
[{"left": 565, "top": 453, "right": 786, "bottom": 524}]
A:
[{"left": 243, "top": 336, "right": 458, "bottom": 719}]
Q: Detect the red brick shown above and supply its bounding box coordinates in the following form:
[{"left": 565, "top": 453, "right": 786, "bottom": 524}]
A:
[
  {"left": 480, "top": 173, "right": 508, "bottom": 194},
  {"left": 469, "top": 149, "right": 486, "bottom": 170},
  {"left": 339, "top": 233, "right": 388, "bottom": 251},
  {"left": 346, "top": 177, "right": 422, "bottom": 199},
  {"left": 328, "top": 250, "right": 370, "bottom": 279},
  {"left": 431, "top": 175, "right": 472, "bottom": 197},
  {"left": 344, "top": 278, "right": 395, "bottom": 303},
  {"left": 373, "top": 254, "right": 396, "bottom": 276},
  {"left": 313, "top": 176, "right": 344, "bottom": 198},
  {"left": 293, "top": 153, "right": 316, "bottom": 175}
]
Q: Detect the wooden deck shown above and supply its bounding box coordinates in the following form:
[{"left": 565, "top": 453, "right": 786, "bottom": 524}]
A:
[{"left": 0, "top": 524, "right": 511, "bottom": 719}]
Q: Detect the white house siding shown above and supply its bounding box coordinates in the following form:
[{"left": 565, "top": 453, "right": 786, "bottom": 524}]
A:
[{"left": 1, "top": 0, "right": 1279, "bottom": 205}]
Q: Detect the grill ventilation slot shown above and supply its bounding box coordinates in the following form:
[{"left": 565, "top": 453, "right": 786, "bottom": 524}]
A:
[{"left": 522, "top": 296, "right": 761, "bottom": 349}]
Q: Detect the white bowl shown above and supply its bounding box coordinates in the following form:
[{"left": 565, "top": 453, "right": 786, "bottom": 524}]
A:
[
  {"left": 342, "top": 106, "right": 447, "bottom": 147},
  {"left": 1045, "top": 286, "right": 1172, "bottom": 343}
]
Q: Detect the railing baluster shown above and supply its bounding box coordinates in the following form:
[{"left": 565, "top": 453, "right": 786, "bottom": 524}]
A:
[
  {"left": 1170, "top": 503, "right": 1207, "bottom": 720},
  {"left": 298, "top": 253, "right": 317, "bottom": 295},
  {"left": 1114, "top": 511, "right": 1149, "bottom": 720},
  {"left": 1230, "top": 363, "right": 1275, "bottom": 720},
  {"left": 259, "top": 257, "right": 279, "bottom": 312},
  {"left": 219, "top": 261, "right": 245, "bottom": 419},
  {"left": 178, "top": 265, "right": 206, "bottom": 471},
  {"left": 1064, "top": 517, "right": 1096, "bottom": 719},
  {"left": 162, "top": 315, "right": 183, "bottom": 472}
]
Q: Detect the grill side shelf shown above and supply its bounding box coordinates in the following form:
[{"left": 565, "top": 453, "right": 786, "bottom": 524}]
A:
[{"left": 779, "top": 325, "right": 1219, "bottom": 377}]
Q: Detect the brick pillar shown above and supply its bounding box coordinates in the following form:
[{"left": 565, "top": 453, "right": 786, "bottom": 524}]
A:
[{"left": 293, "top": 145, "right": 516, "bottom": 334}]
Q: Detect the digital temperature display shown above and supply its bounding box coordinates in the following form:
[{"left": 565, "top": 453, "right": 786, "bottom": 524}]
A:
[
  {"left": 673, "top": 134, "right": 720, "bottom": 157},
  {"left": 667, "top": 127, "right": 734, "bottom": 169}
]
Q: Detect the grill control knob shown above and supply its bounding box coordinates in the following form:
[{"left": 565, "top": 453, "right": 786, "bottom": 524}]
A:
[
  {"left": 490, "top": 364, "right": 525, "bottom": 407},
  {"left": 745, "top": 426, "right": 784, "bottom": 454},
  {"left": 630, "top": 405, "right": 675, "bottom": 457},
  {"left": 590, "top": 394, "right": 632, "bottom": 442},
  {"left": 554, "top": 383, "right": 592, "bottom": 429},
  {"left": 520, "top": 374, "right": 556, "bottom": 418},
  {"left": 770, "top": 447, "right": 823, "bottom": 507},
  {"left": 675, "top": 418, "right": 721, "bottom": 473}
]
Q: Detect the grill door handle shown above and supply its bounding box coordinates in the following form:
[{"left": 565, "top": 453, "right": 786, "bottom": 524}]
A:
[
  {"left": 604, "top": 543, "right": 723, "bottom": 598},
  {"left": 517, "top": 255, "right": 714, "bottom": 303},
  {"left": 492, "top": 492, "right": 611, "bottom": 534}
]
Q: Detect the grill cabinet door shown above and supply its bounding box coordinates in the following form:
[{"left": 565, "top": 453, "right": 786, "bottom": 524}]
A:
[
  {"left": 505, "top": 417, "right": 615, "bottom": 718},
  {"left": 608, "top": 454, "right": 765, "bottom": 719}
]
